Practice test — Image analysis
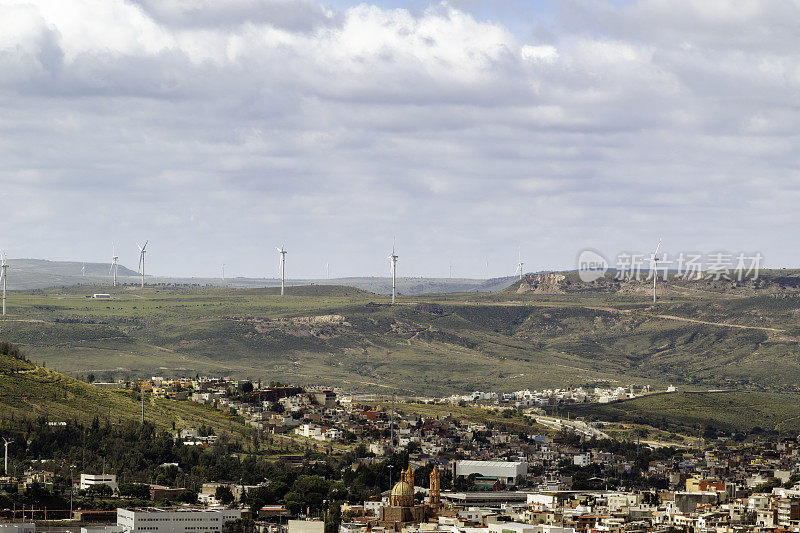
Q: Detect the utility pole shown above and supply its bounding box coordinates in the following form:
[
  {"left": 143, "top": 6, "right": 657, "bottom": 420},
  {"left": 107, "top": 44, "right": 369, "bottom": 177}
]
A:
[
  {"left": 698, "top": 424, "right": 702, "bottom": 454},
  {"left": 390, "top": 394, "right": 396, "bottom": 446},
  {"left": 70, "top": 466, "right": 74, "bottom": 517},
  {"left": 3, "top": 438, "right": 13, "bottom": 475}
]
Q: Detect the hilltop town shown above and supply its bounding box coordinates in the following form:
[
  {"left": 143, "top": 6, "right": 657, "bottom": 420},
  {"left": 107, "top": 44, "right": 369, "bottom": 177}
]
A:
[{"left": 3, "top": 374, "right": 800, "bottom": 533}]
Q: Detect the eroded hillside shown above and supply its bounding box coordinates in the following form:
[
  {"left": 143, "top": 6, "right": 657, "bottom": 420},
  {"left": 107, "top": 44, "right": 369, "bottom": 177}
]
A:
[{"left": 1, "top": 279, "right": 800, "bottom": 395}]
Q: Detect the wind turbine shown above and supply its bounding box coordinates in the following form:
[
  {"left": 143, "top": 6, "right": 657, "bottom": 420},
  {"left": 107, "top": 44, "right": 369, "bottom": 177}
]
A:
[
  {"left": 110, "top": 246, "right": 119, "bottom": 287},
  {"left": 221, "top": 263, "right": 226, "bottom": 283},
  {"left": 389, "top": 245, "right": 398, "bottom": 305},
  {"left": 81, "top": 263, "right": 85, "bottom": 277},
  {"left": 516, "top": 250, "right": 524, "bottom": 281},
  {"left": 276, "top": 246, "right": 287, "bottom": 295},
  {"left": 0, "top": 252, "right": 8, "bottom": 316},
  {"left": 137, "top": 241, "right": 148, "bottom": 288},
  {"left": 2, "top": 437, "right": 12, "bottom": 475},
  {"left": 650, "top": 238, "right": 662, "bottom": 304}
]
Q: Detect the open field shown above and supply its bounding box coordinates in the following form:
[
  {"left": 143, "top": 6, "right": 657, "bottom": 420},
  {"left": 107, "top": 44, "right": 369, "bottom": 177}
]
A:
[
  {"left": 2, "top": 270, "right": 800, "bottom": 395},
  {"left": 570, "top": 391, "right": 800, "bottom": 435}
]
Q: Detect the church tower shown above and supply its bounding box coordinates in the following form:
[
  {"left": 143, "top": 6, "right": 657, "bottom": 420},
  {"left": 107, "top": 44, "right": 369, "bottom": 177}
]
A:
[
  {"left": 404, "top": 465, "right": 414, "bottom": 486},
  {"left": 429, "top": 465, "right": 440, "bottom": 508}
]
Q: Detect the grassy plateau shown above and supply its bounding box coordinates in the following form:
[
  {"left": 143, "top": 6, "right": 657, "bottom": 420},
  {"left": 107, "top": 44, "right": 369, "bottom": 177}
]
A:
[{"left": 2, "top": 269, "right": 800, "bottom": 400}]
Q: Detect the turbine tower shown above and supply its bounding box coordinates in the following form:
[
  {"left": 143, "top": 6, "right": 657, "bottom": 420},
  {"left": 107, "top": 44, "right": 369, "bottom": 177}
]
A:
[
  {"left": 389, "top": 245, "right": 398, "bottom": 305},
  {"left": 110, "top": 246, "right": 119, "bottom": 287},
  {"left": 516, "top": 250, "right": 524, "bottom": 281},
  {"left": 650, "top": 238, "right": 662, "bottom": 304},
  {"left": 81, "top": 263, "right": 85, "bottom": 277},
  {"left": 222, "top": 263, "right": 226, "bottom": 283},
  {"left": 137, "top": 241, "right": 148, "bottom": 288},
  {"left": 0, "top": 252, "right": 8, "bottom": 316},
  {"left": 2, "top": 437, "right": 12, "bottom": 475},
  {"left": 276, "top": 246, "right": 287, "bottom": 295}
]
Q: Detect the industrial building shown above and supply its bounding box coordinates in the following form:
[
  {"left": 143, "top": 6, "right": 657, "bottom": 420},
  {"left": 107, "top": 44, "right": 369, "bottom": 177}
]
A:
[
  {"left": 116, "top": 507, "right": 242, "bottom": 533},
  {"left": 454, "top": 460, "right": 528, "bottom": 485}
]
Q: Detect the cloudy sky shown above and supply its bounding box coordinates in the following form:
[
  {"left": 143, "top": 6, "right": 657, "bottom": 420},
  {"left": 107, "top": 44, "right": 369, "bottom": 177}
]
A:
[{"left": 1, "top": 0, "right": 797, "bottom": 278}]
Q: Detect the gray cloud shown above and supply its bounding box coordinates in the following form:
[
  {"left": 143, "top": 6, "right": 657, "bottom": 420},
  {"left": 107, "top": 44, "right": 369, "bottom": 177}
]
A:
[
  {"left": 0, "top": 0, "right": 797, "bottom": 277},
  {"left": 129, "top": 0, "right": 340, "bottom": 32}
]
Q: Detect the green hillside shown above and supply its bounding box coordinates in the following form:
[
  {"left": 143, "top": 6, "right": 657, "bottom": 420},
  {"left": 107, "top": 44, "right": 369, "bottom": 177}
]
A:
[
  {"left": 571, "top": 391, "right": 800, "bottom": 435},
  {"left": 0, "top": 348, "right": 246, "bottom": 434},
  {"left": 2, "top": 275, "right": 800, "bottom": 395}
]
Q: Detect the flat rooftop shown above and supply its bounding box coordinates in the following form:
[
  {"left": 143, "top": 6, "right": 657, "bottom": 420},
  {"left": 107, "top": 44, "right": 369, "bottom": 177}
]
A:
[{"left": 120, "top": 507, "right": 236, "bottom": 513}]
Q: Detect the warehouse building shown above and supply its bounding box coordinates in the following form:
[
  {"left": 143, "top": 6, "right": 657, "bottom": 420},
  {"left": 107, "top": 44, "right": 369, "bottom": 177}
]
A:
[
  {"left": 454, "top": 460, "right": 528, "bottom": 485},
  {"left": 117, "top": 507, "right": 242, "bottom": 533}
]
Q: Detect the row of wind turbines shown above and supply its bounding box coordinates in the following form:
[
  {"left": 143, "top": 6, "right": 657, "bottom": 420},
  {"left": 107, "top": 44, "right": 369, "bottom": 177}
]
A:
[
  {"left": 76, "top": 243, "right": 147, "bottom": 288},
  {"left": 106, "top": 242, "right": 148, "bottom": 288},
  {"left": 0, "top": 238, "right": 666, "bottom": 318},
  {"left": 111, "top": 241, "right": 519, "bottom": 304}
]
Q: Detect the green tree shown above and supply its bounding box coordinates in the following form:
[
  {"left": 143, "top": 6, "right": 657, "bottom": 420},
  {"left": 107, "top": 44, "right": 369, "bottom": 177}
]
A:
[
  {"left": 87, "top": 483, "right": 113, "bottom": 498},
  {"left": 120, "top": 483, "right": 151, "bottom": 499},
  {"left": 178, "top": 489, "right": 198, "bottom": 504},
  {"left": 222, "top": 518, "right": 255, "bottom": 533},
  {"left": 216, "top": 485, "right": 235, "bottom": 505}
]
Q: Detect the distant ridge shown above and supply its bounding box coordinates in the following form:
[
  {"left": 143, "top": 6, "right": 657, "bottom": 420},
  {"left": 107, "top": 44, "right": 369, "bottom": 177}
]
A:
[
  {"left": 12, "top": 258, "right": 139, "bottom": 277},
  {"left": 0, "top": 258, "right": 518, "bottom": 294}
]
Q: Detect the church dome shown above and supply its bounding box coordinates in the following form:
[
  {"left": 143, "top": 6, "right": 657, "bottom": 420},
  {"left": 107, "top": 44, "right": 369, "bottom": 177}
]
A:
[{"left": 390, "top": 481, "right": 414, "bottom": 507}]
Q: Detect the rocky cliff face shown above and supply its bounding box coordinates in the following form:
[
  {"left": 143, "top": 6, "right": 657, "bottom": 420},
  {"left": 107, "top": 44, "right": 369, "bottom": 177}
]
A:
[{"left": 516, "top": 273, "right": 567, "bottom": 294}]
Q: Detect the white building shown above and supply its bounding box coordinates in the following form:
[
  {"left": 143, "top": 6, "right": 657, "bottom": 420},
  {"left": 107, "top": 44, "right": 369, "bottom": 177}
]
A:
[
  {"left": 324, "top": 428, "right": 342, "bottom": 442},
  {"left": 488, "top": 523, "right": 535, "bottom": 533},
  {"left": 363, "top": 500, "right": 385, "bottom": 516},
  {"left": 573, "top": 453, "right": 591, "bottom": 467},
  {"left": 117, "top": 507, "right": 242, "bottom": 533},
  {"left": 607, "top": 493, "right": 641, "bottom": 512},
  {"left": 527, "top": 494, "right": 557, "bottom": 510},
  {"left": 295, "top": 424, "right": 322, "bottom": 439},
  {"left": 288, "top": 521, "right": 324, "bottom": 533},
  {"left": 80, "top": 474, "right": 118, "bottom": 491},
  {"left": 454, "top": 460, "right": 528, "bottom": 485},
  {"left": 0, "top": 524, "right": 36, "bottom": 533},
  {"left": 532, "top": 527, "right": 575, "bottom": 533}
]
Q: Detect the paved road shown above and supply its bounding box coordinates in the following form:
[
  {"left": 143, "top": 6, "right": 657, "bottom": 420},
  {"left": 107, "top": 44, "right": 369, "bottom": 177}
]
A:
[{"left": 535, "top": 415, "right": 611, "bottom": 439}]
